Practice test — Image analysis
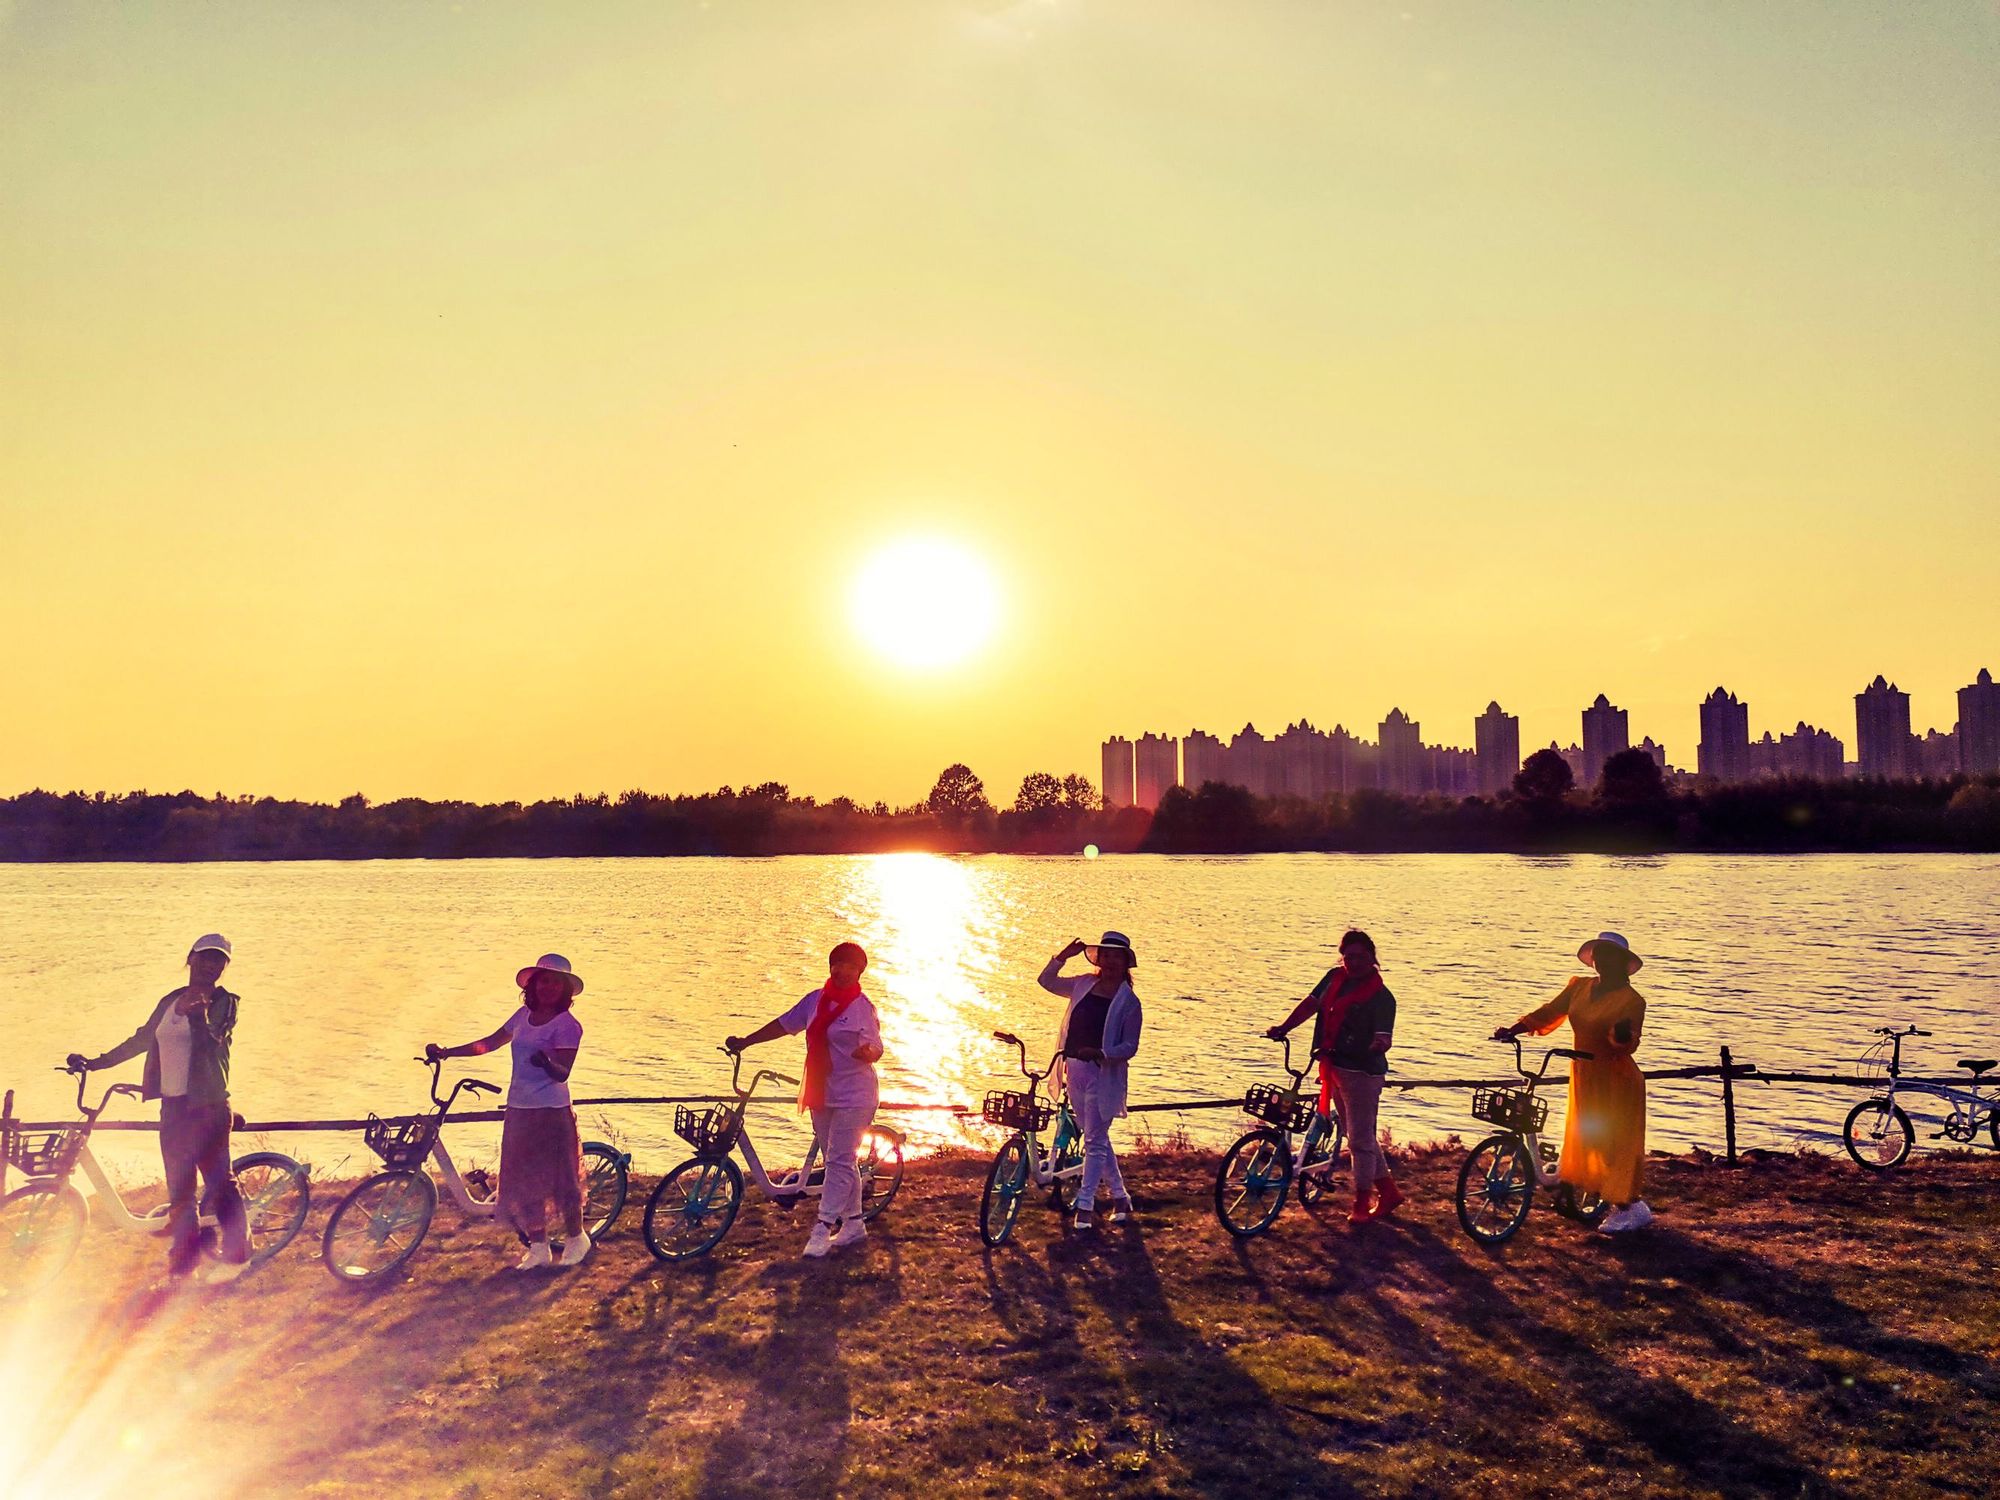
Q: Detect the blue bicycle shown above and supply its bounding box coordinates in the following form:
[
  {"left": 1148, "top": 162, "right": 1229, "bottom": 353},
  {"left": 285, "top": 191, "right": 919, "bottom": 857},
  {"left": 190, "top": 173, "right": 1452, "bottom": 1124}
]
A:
[
  {"left": 1213, "top": 1033, "right": 1346, "bottom": 1237},
  {"left": 977, "top": 1031, "right": 1085, "bottom": 1246}
]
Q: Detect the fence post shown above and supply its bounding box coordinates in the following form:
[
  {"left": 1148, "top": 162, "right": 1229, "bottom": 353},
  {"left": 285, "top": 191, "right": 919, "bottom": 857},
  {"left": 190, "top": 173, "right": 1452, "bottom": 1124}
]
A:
[
  {"left": 1720, "top": 1047, "right": 1739, "bottom": 1167},
  {"left": 1, "top": 1088, "right": 13, "bottom": 1196}
]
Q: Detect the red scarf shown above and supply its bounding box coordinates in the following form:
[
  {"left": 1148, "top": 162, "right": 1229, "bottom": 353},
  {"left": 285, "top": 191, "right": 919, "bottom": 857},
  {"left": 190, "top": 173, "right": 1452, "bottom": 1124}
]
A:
[
  {"left": 799, "top": 978, "right": 863, "bottom": 1112},
  {"left": 1315, "top": 965, "right": 1385, "bottom": 1111}
]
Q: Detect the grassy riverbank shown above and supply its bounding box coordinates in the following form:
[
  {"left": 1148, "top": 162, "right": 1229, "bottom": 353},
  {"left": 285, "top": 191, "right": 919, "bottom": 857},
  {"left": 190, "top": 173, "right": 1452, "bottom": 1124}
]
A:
[{"left": 7, "top": 1146, "right": 1997, "bottom": 1498}]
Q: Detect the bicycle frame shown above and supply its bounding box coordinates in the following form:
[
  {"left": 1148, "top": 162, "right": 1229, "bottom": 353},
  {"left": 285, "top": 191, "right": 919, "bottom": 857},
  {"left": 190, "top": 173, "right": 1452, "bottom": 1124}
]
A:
[
  {"left": 1868, "top": 1026, "right": 1998, "bottom": 1144},
  {"left": 990, "top": 1032, "right": 1082, "bottom": 1189},
  {"left": 711, "top": 1048, "right": 896, "bottom": 1205},
  {"left": 1262, "top": 1033, "right": 1343, "bottom": 1176},
  {"left": 1490, "top": 1036, "right": 1577, "bottom": 1187}
]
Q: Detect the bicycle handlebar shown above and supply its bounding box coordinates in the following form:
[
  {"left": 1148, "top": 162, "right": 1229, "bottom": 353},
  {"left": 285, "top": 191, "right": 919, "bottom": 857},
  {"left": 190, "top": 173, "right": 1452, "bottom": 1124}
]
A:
[
  {"left": 413, "top": 1056, "right": 500, "bottom": 1114},
  {"left": 1492, "top": 1034, "right": 1593, "bottom": 1082},
  {"left": 1875, "top": 1025, "right": 1930, "bottom": 1038},
  {"left": 57, "top": 1065, "right": 144, "bottom": 1118},
  {"left": 716, "top": 1044, "right": 800, "bottom": 1101}
]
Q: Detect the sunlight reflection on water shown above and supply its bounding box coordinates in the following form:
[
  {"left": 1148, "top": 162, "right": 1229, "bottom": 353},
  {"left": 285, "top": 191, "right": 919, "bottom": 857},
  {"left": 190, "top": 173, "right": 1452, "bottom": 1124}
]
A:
[{"left": 4, "top": 853, "right": 1995, "bottom": 1177}]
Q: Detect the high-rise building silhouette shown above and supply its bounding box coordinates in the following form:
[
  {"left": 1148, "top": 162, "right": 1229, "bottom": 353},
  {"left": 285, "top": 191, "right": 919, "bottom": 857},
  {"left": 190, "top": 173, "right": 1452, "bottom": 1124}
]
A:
[
  {"left": 1134, "top": 732, "right": 1179, "bottom": 810},
  {"left": 1637, "top": 737, "right": 1668, "bottom": 771},
  {"left": 1959, "top": 668, "right": 2000, "bottom": 775},
  {"left": 1915, "top": 728, "right": 1961, "bottom": 779},
  {"left": 1580, "top": 694, "right": 1630, "bottom": 787},
  {"left": 1698, "top": 687, "right": 1752, "bottom": 783},
  {"left": 1225, "top": 723, "right": 1273, "bottom": 798},
  {"left": 1379, "top": 709, "right": 1424, "bottom": 795},
  {"left": 1854, "top": 675, "right": 1913, "bottom": 780},
  {"left": 1100, "top": 736, "right": 1136, "bottom": 809},
  {"left": 1182, "top": 729, "right": 1227, "bottom": 790},
  {"left": 1474, "top": 702, "right": 1521, "bottom": 796}
]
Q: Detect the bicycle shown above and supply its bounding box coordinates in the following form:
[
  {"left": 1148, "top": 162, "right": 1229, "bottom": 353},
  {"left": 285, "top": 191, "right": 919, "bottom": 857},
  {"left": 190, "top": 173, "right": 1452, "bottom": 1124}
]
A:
[
  {"left": 0, "top": 1066, "right": 311, "bottom": 1300},
  {"left": 1454, "top": 1036, "right": 1610, "bottom": 1243},
  {"left": 1843, "top": 1024, "right": 1999, "bottom": 1170},
  {"left": 319, "top": 1057, "right": 630, "bottom": 1286},
  {"left": 976, "top": 1031, "right": 1087, "bottom": 1247},
  {"left": 641, "top": 1047, "right": 906, "bottom": 1262},
  {"left": 1212, "top": 1033, "right": 1347, "bottom": 1237}
]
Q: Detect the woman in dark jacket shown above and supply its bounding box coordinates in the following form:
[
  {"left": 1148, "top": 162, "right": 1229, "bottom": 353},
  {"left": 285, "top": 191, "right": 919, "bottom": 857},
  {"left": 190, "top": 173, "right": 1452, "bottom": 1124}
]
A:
[
  {"left": 68, "top": 933, "right": 249, "bottom": 1279},
  {"left": 1267, "top": 929, "right": 1400, "bottom": 1225}
]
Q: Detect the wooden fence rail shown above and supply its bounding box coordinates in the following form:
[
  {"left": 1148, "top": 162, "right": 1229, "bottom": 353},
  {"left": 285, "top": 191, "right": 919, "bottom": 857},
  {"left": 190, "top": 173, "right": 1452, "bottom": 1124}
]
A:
[{"left": 6, "top": 1052, "right": 1977, "bottom": 1188}]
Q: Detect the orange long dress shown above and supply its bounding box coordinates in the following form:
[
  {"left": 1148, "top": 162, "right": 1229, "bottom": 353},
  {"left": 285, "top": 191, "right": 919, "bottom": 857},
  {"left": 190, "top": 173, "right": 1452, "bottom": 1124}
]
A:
[{"left": 1513, "top": 976, "right": 1647, "bottom": 1203}]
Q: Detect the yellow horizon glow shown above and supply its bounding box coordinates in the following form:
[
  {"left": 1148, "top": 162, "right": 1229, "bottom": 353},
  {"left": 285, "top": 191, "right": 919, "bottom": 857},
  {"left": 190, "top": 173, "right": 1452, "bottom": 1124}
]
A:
[{"left": 2, "top": 4, "right": 1996, "bottom": 806}]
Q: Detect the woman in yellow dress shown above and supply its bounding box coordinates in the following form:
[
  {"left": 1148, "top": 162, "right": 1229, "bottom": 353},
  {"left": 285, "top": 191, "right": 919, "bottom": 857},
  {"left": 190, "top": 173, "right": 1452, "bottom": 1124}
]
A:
[{"left": 1493, "top": 930, "right": 1653, "bottom": 1234}]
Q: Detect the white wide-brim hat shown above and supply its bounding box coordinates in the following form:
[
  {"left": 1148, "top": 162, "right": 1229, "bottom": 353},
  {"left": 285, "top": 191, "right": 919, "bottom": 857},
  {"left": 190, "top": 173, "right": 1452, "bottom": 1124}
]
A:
[
  {"left": 1578, "top": 931, "right": 1642, "bottom": 971},
  {"left": 1085, "top": 930, "right": 1137, "bottom": 965},
  {"left": 516, "top": 952, "right": 584, "bottom": 996}
]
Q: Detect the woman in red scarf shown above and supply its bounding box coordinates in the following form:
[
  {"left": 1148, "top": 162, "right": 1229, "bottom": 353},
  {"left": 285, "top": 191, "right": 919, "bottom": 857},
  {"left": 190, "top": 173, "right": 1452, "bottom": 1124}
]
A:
[
  {"left": 1267, "top": 929, "right": 1400, "bottom": 1225},
  {"left": 727, "top": 941, "right": 884, "bottom": 1259}
]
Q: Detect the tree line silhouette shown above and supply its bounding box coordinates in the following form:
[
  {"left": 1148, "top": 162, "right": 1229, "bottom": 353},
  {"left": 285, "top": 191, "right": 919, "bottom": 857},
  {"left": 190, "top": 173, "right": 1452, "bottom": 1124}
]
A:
[{"left": 1, "top": 752, "right": 1995, "bottom": 860}]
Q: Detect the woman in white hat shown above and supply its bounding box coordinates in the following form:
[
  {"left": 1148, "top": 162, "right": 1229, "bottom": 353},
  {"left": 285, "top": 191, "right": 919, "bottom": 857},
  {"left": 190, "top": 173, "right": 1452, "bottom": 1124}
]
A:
[
  {"left": 426, "top": 954, "right": 590, "bottom": 1269},
  {"left": 1038, "top": 931, "right": 1144, "bottom": 1231},
  {"left": 1493, "top": 931, "right": 1653, "bottom": 1233},
  {"left": 67, "top": 933, "right": 250, "bottom": 1281}
]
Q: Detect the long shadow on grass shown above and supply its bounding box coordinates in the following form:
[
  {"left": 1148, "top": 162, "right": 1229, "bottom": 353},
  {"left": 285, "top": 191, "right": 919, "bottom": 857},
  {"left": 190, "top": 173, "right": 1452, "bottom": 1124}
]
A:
[
  {"left": 690, "top": 1245, "right": 904, "bottom": 1499},
  {"left": 1062, "top": 1233, "right": 1362, "bottom": 1497},
  {"left": 1378, "top": 1218, "right": 1857, "bottom": 1498}
]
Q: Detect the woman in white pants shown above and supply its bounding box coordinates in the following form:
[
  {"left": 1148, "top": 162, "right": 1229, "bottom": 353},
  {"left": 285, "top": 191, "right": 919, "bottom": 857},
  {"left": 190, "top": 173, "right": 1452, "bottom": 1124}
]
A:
[
  {"left": 1039, "top": 931, "right": 1144, "bottom": 1231},
  {"left": 727, "top": 941, "right": 884, "bottom": 1259}
]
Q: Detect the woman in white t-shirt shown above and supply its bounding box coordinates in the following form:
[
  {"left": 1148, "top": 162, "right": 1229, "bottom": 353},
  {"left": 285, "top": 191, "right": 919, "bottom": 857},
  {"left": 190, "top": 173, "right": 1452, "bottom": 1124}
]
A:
[
  {"left": 426, "top": 953, "right": 590, "bottom": 1271},
  {"left": 726, "top": 941, "right": 884, "bottom": 1260}
]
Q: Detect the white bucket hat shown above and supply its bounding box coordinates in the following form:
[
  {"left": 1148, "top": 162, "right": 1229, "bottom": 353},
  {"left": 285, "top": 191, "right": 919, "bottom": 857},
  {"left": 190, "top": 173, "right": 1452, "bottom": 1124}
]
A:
[
  {"left": 516, "top": 952, "right": 584, "bottom": 996},
  {"left": 1577, "top": 930, "right": 1642, "bottom": 972},
  {"left": 188, "top": 933, "right": 232, "bottom": 961},
  {"left": 1084, "top": 930, "right": 1137, "bottom": 966}
]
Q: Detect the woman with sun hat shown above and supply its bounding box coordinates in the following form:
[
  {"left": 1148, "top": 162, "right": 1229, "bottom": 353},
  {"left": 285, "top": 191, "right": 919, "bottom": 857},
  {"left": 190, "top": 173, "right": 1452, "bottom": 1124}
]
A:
[
  {"left": 426, "top": 953, "right": 590, "bottom": 1270},
  {"left": 1494, "top": 930, "right": 1653, "bottom": 1233},
  {"left": 1039, "top": 931, "right": 1144, "bottom": 1231}
]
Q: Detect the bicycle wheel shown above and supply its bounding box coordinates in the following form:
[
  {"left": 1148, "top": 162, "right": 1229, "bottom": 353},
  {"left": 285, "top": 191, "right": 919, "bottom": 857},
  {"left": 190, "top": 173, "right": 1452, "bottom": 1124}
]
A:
[
  {"left": 1214, "top": 1128, "right": 1292, "bottom": 1237},
  {"left": 642, "top": 1156, "right": 743, "bottom": 1263},
  {"left": 580, "top": 1144, "right": 629, "bottom": 1240},
  {"left": 1456, "top": 1134, "right": 1535, "bottom": 1244},
  {"left": 1843, "top": 1098, "right": 1913, "bottom": 1170},
  {"left": 321, "top": 1170, "right": 437, "bottom": 1286},
  {"left": 857, "top": 1128, "right": 904, "bottom": 1221},
  {"left": 1048, "top": 1114, "right": 1085, "bottom": 1212},
  {"left": 230, "top": 1151, "right": 311, "bottom": 1264},
  {"left": 1295, "top": 1110, "right": 1345, "bottom": 1208},
  {"left": 979, "top": 1136, "right": 1031, "bottom": 1247},
  {"left": 0, "top": 1181, "right": 88, "bottom": 1301}
]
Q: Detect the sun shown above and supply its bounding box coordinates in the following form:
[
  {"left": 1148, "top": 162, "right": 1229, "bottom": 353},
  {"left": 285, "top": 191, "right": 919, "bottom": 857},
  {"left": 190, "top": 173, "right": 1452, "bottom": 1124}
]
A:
[{"left": 851, "top": 538, "right": 1001, "bottom": 670}]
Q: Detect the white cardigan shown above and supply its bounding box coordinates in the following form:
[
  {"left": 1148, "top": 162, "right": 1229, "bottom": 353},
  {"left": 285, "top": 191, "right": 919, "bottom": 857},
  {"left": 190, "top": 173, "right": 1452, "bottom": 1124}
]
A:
[{"left": 1039, "top": 960, "right": 1144, "bottom": 1118}]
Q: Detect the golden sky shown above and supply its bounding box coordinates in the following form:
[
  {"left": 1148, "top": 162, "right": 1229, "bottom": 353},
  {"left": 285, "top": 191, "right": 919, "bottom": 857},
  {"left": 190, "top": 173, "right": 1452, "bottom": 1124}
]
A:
[{"left": 3, "top": 2, "right": 1996, "bottom": 805}]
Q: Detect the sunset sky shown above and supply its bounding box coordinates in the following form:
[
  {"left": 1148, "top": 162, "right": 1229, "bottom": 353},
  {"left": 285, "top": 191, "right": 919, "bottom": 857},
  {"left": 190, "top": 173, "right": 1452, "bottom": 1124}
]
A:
[{"left": 3, "top": 2, "right": 1996, "bottom": 806}]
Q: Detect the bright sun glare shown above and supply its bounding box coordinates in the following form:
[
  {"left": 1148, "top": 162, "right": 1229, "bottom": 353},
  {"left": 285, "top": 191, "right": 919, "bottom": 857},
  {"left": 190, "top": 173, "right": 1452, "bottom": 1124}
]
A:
[{"left": 851, "top": 538, "right": 1001, "bottom": 670}]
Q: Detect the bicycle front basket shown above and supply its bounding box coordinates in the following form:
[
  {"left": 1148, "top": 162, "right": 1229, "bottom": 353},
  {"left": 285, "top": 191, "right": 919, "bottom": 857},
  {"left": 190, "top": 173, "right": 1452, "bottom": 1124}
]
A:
[
  {"left": 674, "top": 1103, "right": 743, "bottom": 1156},
  {"left": 981, "top": 1090, "right": 1053, "bottom": 1133},
  {"left": 1242, "top": 1083, "right": 1316, "bottom": 1134},
  {"left": 1470, "top": 1087, "right": 1548, "bottom": 1135},
  {"left": 4, "top": 1128, "right": 85, "bottom": 1178},
  {"left": 362, "top": 1112, "right": 437, "bottom": 1170}
]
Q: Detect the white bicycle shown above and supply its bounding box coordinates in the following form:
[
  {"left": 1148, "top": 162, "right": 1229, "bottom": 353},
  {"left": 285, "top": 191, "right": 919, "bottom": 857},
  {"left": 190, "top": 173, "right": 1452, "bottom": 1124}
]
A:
[
  {"left": 0, "top": 1067, "right": 311, "bottom": 1299},
  {"left": 641, "top": 1047, "right": 906, "bottom": 1262},
  {"left": 1454, "top": 1037, "right": 1612, "bottom": 1243},
  {"left": 1843, "top": 1024, "right": 2000, "bottom": 1170},
  {"left": 319, "top": 1057, "right": 630, "bottom": 1286}
]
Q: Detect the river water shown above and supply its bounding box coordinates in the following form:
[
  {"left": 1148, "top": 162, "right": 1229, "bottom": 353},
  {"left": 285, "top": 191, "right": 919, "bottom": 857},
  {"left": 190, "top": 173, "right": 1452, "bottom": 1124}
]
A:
[{"left": 5, "top": 853, "right": 1996, "bottom": 1178}]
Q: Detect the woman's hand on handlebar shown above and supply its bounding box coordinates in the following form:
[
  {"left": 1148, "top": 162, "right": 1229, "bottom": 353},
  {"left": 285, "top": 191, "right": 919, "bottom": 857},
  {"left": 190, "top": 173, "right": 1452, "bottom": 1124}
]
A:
[
  {"left": 1264, "top": 1025, "right": 1287, "bottom": 1042},
  {"left": 724, "top": 1035, "right": 748, "bottom": 1055},
  {"left": 1491, "top": 1026, "right": 1519, "bottom": 1042},
  {"left": 424, "top": 1042, "right": 448, "bottom": 1062},
  {"left": 64, "top": 1052, "right": 90, "bottom": 1073}
]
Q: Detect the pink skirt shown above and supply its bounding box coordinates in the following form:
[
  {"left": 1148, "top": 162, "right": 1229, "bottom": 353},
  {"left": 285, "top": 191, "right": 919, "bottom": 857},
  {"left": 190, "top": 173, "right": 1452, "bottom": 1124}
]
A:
[{"left": 497, "top": 1105, "right": 585, "bottom": 1237}]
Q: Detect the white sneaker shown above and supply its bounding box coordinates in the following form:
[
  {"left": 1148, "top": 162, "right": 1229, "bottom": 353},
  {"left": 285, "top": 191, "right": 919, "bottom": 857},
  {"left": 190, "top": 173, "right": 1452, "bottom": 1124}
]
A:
[
  {"left": 830, "top": 1217, "right": 867, "bottom": 1250},
  {"left": 802, "top": 1220, "right": 834, "bottom": 1259},
  {"left": 516, "top": 1239, "right": 553, "bottom": 1271},
  {"left": 557, "top": 1233, "right": 592, "bottom": 1267},
  {"left": 1600, "top": 1201, "right": 1655, "bottom": 1235}
]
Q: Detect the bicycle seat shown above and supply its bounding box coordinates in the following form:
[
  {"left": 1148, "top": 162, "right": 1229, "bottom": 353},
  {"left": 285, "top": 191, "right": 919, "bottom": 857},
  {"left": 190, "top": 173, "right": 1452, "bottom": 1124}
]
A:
[{"left": 1958, "top": 1059, "right": 1996, "bottom": 1077}]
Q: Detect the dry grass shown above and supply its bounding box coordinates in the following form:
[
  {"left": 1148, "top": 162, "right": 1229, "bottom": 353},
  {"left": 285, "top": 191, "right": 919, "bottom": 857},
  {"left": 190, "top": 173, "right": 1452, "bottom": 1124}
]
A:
[{"left": 7, "top": 1145, "right": 1998, "bottom": 1498}]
